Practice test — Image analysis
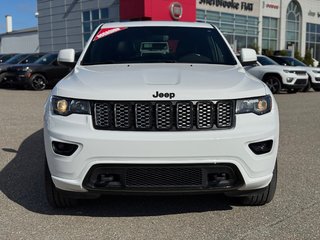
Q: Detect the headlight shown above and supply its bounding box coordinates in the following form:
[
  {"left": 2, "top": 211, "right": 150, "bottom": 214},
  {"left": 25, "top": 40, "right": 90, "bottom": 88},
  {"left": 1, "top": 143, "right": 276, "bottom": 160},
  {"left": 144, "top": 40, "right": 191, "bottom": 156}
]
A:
[
  {"left": 312, "top": 70, "right": 320, "bottom": 74},
  {"left": 52, "top": 96, "right": 91, "bottom": 116},
  {"left": 283, "top": 69, "right": 294, "bottom": 73},
  {"left": 236, "top": 95, "right": 272, "bottom": 115},
  {"left": 22, "top": 67, "right": 30, "bottom": 71}
]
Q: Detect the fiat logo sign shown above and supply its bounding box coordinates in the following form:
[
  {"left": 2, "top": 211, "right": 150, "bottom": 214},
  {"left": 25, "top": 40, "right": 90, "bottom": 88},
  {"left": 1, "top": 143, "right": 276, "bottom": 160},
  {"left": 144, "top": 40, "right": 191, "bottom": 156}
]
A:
[{"left": 170, "top": 2, "right": 183, "bottom": 20}]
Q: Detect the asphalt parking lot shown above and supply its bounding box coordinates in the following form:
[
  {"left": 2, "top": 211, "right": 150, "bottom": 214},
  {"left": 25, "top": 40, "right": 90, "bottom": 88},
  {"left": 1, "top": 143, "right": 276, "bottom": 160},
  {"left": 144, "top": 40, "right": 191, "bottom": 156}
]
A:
[{"left": 0, "top": 89, "right": 320, "bottom": 240}]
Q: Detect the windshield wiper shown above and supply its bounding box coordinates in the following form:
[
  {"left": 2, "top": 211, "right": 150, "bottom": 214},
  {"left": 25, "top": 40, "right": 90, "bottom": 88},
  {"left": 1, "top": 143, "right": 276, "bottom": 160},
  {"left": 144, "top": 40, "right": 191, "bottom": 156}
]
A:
[
  {"left": 81, "top": 60, "right": 116, "bottom": 65},
  {"left": 134, "top": 59, "right": 177, "bottom": 63}
]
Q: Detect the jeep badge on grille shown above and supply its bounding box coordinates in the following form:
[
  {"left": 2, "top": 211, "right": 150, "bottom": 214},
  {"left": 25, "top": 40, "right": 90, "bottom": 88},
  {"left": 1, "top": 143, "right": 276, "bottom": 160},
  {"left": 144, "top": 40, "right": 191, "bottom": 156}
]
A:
[{"left": 152, "top": 91, "right": 175, "bottom": 99}]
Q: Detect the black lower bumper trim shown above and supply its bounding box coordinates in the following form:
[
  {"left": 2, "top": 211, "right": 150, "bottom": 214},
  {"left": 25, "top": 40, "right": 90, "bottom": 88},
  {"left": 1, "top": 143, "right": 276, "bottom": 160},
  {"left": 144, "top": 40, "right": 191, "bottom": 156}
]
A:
[
  {"left": 282, "top": 83, "right": 306, "bottom": 89},
  {"left": 82, "top": 164, "right": 244, "bottom": 193}
]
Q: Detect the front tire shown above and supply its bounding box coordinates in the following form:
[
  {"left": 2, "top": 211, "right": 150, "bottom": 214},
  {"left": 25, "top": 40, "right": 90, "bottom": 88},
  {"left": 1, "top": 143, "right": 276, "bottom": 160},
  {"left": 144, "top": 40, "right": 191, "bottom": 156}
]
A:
[
  {"left": 236, "top": 162, "right": 277, "bottom": 206},
  {"left": 45, "top": 159, "right": 77, "bottom": 208},
  {"left": 28, "top": 74, "right": 47, "bottom": 90},
  {"left": 301, "top": 78, "right": 311, "bottom": 92},
  {"left": 311, "top": 83, "right": 320, "bottom": 92},
  {"left": 264, "top": 76, "right": 281, "bottom": 94},
  {"left": 0, "top": 72, "right": 7, "bottom": 87}
]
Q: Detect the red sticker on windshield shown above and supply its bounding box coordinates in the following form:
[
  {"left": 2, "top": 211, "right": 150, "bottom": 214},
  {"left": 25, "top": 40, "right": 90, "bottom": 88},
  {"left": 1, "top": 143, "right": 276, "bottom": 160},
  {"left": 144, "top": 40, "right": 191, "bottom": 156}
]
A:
[{"left": 93, "top": 27, "right": 127, "bottom": 41}]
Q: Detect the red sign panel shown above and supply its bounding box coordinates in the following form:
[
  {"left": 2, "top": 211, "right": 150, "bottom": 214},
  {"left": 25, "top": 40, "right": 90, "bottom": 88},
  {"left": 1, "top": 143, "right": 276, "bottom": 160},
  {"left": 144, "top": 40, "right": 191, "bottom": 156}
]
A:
[{"left": 120, "top": 0, "right": 196, "bottom": 22}]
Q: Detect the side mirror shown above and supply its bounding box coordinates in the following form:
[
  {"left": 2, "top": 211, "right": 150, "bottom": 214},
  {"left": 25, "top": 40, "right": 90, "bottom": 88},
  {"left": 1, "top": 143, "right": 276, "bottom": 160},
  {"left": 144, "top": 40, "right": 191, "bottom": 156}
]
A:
[
  {"left": 58, "top": 48, "right": 76, "bottom": 67},
  {"left": 240, "top": 48, "right": 257, "bottom": 66}
]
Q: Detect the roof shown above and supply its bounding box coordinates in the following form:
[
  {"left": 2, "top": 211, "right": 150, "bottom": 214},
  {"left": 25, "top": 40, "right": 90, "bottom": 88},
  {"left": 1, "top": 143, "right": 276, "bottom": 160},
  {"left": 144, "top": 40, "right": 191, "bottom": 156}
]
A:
[
  {"left": 0, "top": 27, "right": 38, "bottom": 37},
  {"left": 100, "top": 21, "right": 213, "bottom": 29}
]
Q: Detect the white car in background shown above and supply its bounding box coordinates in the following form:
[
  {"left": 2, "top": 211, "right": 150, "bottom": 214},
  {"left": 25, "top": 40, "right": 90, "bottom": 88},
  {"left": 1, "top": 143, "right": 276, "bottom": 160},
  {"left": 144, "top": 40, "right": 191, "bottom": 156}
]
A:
[
  {"left": 269, "top": 56, "right": 320, "bottom": 92},
  {"left": 242, "top": 55, "right": 308, "bottom": 94}
]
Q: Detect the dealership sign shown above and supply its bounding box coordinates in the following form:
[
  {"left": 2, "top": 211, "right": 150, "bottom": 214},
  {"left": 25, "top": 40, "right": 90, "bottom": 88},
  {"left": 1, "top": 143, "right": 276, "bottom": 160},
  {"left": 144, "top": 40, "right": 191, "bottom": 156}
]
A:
[{"left": 198, "top": 0, "right": 254, "bottom": 11}]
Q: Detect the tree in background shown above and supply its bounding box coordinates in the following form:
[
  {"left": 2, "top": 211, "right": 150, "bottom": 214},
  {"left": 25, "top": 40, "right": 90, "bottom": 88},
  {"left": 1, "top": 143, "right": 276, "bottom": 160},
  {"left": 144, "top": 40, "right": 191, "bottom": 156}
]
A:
[
  {"left": 279, "top": 50, "right": 288, "bottom": 56},
  {"left": 294, "top": 50, "right": 304, "bottom": 62},
  {"left": 303, "top": 49, "right": 313, "bottom": 66},
  {"left": 248, "top": 43, "right": 259, "bottom": 54},
  {"left": 264, "top": 49, "right": 274, "bottom": 56}
]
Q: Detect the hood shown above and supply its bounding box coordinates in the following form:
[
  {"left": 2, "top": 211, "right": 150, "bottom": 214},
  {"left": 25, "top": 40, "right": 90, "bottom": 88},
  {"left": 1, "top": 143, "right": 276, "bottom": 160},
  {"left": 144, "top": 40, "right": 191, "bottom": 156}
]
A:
[
  {"left": 53, "top": 64, "right": 267, "bottom": 100},
  {"left": 304, "top": 66, "right": 320, "bottom": 74},
  {"left": 259, "top": 65, "right": 307, "bottom": 72}
]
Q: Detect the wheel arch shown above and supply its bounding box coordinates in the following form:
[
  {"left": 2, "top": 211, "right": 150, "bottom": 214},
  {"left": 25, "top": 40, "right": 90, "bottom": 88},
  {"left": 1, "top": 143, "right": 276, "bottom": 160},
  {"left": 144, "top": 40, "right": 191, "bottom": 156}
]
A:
[
  {"left": 31, "top": 72, "right": 48, "bottom": 81},
  {"left": 262, "top": 72, "right": 282, "bottom": 83}
]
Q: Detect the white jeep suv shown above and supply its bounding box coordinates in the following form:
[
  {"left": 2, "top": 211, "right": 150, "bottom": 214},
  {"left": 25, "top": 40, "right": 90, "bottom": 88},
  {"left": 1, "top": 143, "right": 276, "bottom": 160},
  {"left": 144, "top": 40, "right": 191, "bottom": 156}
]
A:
[
  {"left": 269, "top": 55, "right": 320, "bottom": 92},
  {"left": 243, "top": 55, "right": 308, "bottom": 94},
  {"left": 44, "top": 21, "right": 279, "bottom": 207}
]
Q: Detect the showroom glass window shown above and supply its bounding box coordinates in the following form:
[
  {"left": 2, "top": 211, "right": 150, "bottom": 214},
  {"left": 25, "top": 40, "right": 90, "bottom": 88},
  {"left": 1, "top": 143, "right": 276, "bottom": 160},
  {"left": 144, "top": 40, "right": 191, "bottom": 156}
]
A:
[
  {"left": 286, "top": 1, "right": 301, "bottom": 50},
  {"left": 82, "top": 8, "right": 109, "bottom": 46},
  {"left": 262, "top": 17, "right": 278, "bottom": 52},
  {"left": 306, "top": 23, "right": 320, "bottom": 61},
  {"left": 196, "top": 10, "right": 258, "bottom": 53}
]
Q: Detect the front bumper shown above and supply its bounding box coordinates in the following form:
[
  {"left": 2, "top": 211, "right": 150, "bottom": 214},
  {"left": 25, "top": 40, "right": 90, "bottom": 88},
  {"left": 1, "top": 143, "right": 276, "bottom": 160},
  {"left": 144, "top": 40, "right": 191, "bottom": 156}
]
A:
[
  {"left": 44, "top": 99, "right": 279, "bottom": 193},
  {"left": 4, "top": 71, "right": 29, "bottom": 86},
  {"left": 283, "top": 78, "right": 308, "bottom": 89},
  {"left": 309, "top": 72, "right": 320, "bottom": 84}
]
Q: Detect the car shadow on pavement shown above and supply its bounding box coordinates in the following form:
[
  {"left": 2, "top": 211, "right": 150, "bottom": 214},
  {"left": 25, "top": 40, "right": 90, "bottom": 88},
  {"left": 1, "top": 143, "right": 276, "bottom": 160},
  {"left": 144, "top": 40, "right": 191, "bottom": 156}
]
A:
[{"left": 0, "top": 129, "right": 234, "bottom": 217}]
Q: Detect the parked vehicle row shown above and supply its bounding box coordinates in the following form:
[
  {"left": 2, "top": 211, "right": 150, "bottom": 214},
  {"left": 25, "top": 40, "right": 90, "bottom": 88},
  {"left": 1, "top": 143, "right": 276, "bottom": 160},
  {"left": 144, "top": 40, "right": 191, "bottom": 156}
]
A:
[
  {"left": 0, "top": 53, "right": 16, "bottom": 63},
  {"left": 0, "top": 52, "right": 80, "bottom": 90},
  {"left": 269, "top": 55, "right": 320, "bottom": 92},
  {"left": 242, "top": 55, "right": 308, "bottom": 94},
  {"left": 239, "top": 52, "right": 320, "bottom": 94},
  {"left": 1, "top": 50, "right": 319, "bottom": 93}
]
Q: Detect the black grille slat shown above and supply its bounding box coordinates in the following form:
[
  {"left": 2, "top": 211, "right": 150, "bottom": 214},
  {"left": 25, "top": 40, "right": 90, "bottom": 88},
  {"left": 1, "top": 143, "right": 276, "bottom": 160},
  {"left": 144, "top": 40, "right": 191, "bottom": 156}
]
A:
[
  {"left": 125, "top": 167, "right": 202, "bottom": 187},
  {"left": 93, "top": 100, "right": 234, "bottom": 131},
  {"left": 217, "top": 101, "right": 233, "bottom": 128},
  {"left": 197, "top": 102, "right": 214, "bottom": 129},
  {"left": 135, "top": 103, "right": 152, "bottom": 129},
  {"left": 94, "top": 103, "right": 112, "bottom": 128},
  {"left": 156, "top": 102, "right": 173, "bottom": 130},
  {"left": 176, "top": 102, "right": 193, "bottom": 129},
  {"left": 114, "top": 103, "right": 131, "bottom": 129}
]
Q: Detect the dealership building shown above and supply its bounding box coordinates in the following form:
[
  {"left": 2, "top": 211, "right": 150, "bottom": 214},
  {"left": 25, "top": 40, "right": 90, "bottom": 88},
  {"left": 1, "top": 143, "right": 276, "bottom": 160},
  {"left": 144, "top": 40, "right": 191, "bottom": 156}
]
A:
[{"left": 37, "top": 0, "right": 320, "bottom": 60}]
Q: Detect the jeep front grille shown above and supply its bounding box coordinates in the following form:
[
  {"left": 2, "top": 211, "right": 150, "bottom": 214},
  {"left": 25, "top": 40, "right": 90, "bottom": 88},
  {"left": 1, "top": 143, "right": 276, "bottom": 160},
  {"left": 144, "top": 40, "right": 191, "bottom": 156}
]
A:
[
  {"left": 294, "top": 71, "right": 307, "bottom": 75},
  {"left": 92, "top": 100, "right": 235, "bottom": 131}
]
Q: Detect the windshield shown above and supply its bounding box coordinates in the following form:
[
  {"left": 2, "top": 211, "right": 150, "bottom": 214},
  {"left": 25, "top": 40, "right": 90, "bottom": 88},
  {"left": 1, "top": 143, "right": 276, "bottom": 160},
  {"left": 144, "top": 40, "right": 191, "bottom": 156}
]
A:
[
  {"left": 34, "top": 53, "right": 58, "bottom": 64},
  {"left": 257, "top": 56, "right": 279, "bottom": 66},
  {"left": 21, "top": 54, "right": 45, "bottom": 64},
  {"left": 0, "top": 54, "right": 15, "bottom": 63},
  {"left": 82, "top": 26, "right": 237, "bottom": 65},
  {"left": 6, "top": 54, "right": 29, "bottom": 64},
  {"left": 282, "top": 57, "right": 306, "bottom": 67}
]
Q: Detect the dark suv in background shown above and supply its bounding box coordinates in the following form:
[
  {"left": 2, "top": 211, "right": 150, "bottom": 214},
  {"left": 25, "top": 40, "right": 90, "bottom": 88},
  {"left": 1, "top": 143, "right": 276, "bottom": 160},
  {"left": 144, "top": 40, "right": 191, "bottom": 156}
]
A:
[
  {"left": 0, "top": 53, "right": 45, "bottom": 86},
  {"left": 7, "top": 52, "right": 81, "bottom": 90}
]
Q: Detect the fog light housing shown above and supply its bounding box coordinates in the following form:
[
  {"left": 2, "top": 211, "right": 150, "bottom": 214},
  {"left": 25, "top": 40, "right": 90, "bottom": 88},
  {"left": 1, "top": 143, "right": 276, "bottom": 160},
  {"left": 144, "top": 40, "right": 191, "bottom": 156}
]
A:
[
  {"left": 286, "top": 77, "right": 294, "bottom": 83},
  {"left": 52, "top": 141, "right": 78, "bottom": 156},
  {"left": 249, "top": 140, "right": 273, "bottom": 155}
]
